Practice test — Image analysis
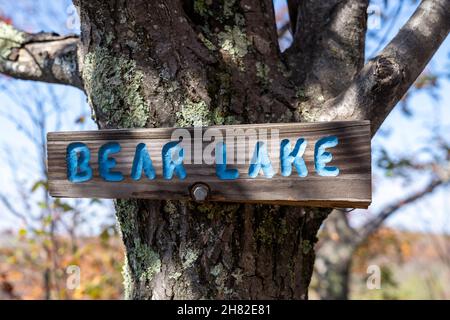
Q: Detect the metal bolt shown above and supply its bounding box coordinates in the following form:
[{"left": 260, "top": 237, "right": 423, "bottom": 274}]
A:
[{"left": 192, "top": 184, "right": 209, "bottom": 201}]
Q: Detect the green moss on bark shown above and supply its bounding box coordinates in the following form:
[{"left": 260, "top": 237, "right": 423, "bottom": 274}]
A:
[
  {"left": 194, "top": 0, "right": 211, "bottom": 16},
  {"left": 255, "top": 206, "right": 288, "bottom": 246},
  {"left": 301, "top": 240, "right": 313, "bottom": 255},
  {"left": 163, "top": 200, "right": 178, "bottom": 215},
  {"left": 256, "top": 62, "right": 271, "bottom": 88},
  {"left": 194, "top": 202, "right": 240, "bottom": 221},
  {"left": 223, "top": 0, "right": 236, "bottom": 18},
  {"left": 199, "top": 33, "right": 217, "bottom": 51}
]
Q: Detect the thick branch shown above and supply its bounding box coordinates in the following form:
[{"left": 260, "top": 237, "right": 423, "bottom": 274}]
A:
[
  {"left": 322, "top": 208, "right": 359, "bottom": 242},
  {"left": 0, "top": 22, "right": 82, "bottom": 89},
  {"left": 285, "top": 0, "right": 369, "bottom": 101},
  {"left": 317, "top": 0, "right": 450, "bottom": 136}
]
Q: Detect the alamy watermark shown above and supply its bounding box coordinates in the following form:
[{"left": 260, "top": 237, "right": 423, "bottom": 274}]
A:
[
  {"left": 171, "top": 126, "right": 281, "bottom": 166},
  {"left": 366, "top": 265, "right": 381, "bottom": 290},
  {"left": 66, "top": 265, "right": 81, "bottom": 290}
]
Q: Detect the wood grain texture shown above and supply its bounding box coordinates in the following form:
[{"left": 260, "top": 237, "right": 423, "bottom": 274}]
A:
[{"left": 47, "top": 121, "right": 371, "bottom": 208}]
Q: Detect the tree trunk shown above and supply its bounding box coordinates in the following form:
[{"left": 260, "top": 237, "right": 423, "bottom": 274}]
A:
[
  {"left": 117, "top": 200, "right": 329, "bottom": 299},
  {"left": 314, "top": 210, "right": 356, "bottom": 300},
  {"left": 61, "top": 0, "right": 450, "bottom": 299},
  {"left": 314, "top": 251, "right": 352, "bottom": 300},
  {"left": 72, "top": 0, "right": 367, "bottom": 299},
  {"left": 313, "top": 179, "right": 449, "bottom": 300}
]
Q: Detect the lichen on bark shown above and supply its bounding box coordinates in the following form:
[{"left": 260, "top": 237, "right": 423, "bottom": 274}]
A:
[
  {"left": 115, "top": 199, "right": 163, "bottom": 299},
  {"left": 115, "top": 199, "right": 138, "bottom": 238},
  {"left": 121, "top": 256, "right": 132, "bottom": 299},
  {"left": 181, "top": 248, "right": 200, "bottom": 269},
  {"left": 132, "top": 239, "right": 161, "bottom": 282},
  {"left": 82, "top": 47, "right": 149, "bottom": 128},
  {"left": 0, "top": 22, "right": 25, "bottom": 59},
  {"left": 254, "top": 205, "right": 289, "bottom": 246},
  {"left": 256, "top": 62, "right": 272, "bottom": 88},
  {"left": 176, "top": 99, "right": 211, "bottom": 126},
  {"left": 218, "top": 25, "right": 250, "bottom": 69}
]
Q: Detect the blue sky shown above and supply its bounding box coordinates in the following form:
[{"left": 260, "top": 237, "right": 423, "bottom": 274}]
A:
[{"left": 0, "top": 0, "right": 449, "bottom": 234}]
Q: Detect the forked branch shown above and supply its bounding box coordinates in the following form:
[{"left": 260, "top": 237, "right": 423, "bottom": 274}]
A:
[{"left": 317, "top": 0, "right": 450, "bottom": 136}]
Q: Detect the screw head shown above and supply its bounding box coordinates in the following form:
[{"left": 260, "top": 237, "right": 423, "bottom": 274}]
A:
[{"left": 192, "top": 184, "right": 209, "bottom": 201}]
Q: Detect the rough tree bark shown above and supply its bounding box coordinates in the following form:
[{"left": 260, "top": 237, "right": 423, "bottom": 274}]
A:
[{"left": 1, "top": 0, "right": 449, "bottom": 299}]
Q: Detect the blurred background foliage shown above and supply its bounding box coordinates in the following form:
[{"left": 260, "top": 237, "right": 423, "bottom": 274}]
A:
[{"left": 0, "top": 0, "right": 449, "bottom": 299}]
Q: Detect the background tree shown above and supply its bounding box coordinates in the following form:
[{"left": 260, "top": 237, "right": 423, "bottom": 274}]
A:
[
  {"left": 0, "top": 77, "right": 117, "bottom": 299},
  {"left": 0, "top": 5, "right": 117, "bottom": 299},
  {"left": 0, "top": 0, "right": 449, "bottom": 299},
  {"left": 314, "top": 136, "right": 450, "bottom": 299}
]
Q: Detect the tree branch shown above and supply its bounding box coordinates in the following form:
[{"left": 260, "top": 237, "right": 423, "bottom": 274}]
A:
[
  {"left": 285, "top": 0, "right": 369, "bottom": 101},
  {"left": 317, "top": 0, "right": 450, "bottom": 136},
  {"left": 358, "top": 178, "right": 449, "bottom": 242},
  {"left": 0, "top": 193, "right": 28, "bottom": 224},
  {"left": 321, "top": 208, "right": 359, "bottom": 243},
  {"left": 0, "top": 22, "right": 82, "bottom": 89}
]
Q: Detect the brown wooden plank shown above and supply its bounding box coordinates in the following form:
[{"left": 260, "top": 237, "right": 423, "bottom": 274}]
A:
[{"left": 47, "top": 121, "right": 372, "bottom": 208}]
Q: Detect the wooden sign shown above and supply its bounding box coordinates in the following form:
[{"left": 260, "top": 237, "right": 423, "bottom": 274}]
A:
[{"left": 47, "top": 121, "right": 371, "bottom": 208}]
